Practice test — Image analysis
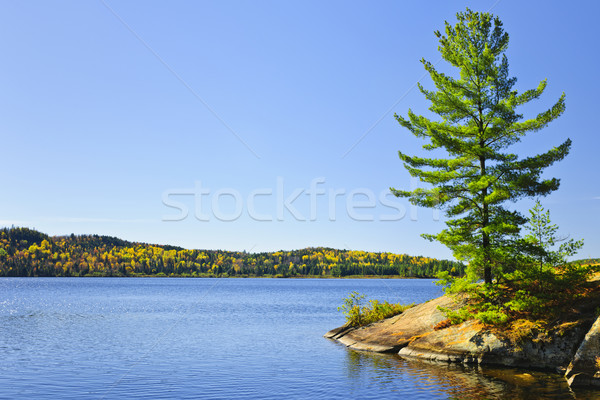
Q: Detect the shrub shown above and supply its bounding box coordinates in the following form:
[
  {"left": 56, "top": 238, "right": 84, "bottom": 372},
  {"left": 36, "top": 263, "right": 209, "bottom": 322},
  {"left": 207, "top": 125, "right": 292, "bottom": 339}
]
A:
[
  {"left": 437, "top": 306, "right": 473, "bottom": 325},
  {"left": 474, "top": 308, "right": 509, "bottom": 326},
  {"left": 337, "top": 291, "right": 366, "bottom": 327},
  {"left": 338, "top": 292, "right": 413, "bottom": 327}
]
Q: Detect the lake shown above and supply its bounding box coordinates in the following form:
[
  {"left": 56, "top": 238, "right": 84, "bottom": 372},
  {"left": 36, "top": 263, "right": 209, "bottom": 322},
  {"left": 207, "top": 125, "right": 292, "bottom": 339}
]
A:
[{"left": 0, "top": 278, "right": 597, "bottom": 399}]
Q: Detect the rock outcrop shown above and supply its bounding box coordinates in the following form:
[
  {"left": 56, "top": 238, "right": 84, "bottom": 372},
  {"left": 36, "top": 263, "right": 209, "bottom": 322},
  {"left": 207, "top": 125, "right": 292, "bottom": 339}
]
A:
[
  {"left": 325, "top": 294, "right": 600, "bottom": 388},
  {"left": 324, "top": 295, "right": 457, "bottom": 353},
  {"left": 565, "top": 315, "right": 600, "bottom": 387}
]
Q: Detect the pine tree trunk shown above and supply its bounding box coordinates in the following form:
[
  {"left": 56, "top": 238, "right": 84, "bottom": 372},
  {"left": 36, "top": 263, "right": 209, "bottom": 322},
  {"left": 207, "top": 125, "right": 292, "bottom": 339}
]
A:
[
  {"left": 480, "top": 154, "right": 492, "bottom": 285},
  {"left": 483, "top": 231, "right": 492, "bottom": 284}
]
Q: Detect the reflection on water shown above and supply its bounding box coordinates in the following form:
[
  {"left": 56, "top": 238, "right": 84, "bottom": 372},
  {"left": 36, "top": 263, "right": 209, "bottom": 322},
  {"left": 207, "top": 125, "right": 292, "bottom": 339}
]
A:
[{"left": 343, "top": 348, "right": 600, "bottom": 399}]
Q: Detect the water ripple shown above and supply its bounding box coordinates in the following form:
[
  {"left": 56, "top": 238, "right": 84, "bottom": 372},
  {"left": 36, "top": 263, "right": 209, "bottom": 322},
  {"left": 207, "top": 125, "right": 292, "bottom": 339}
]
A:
[{"left": 0, "top": 278, "right": 594, "bottom": 399}]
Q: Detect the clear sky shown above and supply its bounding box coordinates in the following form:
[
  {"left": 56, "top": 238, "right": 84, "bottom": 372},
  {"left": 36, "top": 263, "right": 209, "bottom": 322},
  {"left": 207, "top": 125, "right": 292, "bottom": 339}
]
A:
[{"left": 1, "top": 1, "right": 598, "bottom": 260}]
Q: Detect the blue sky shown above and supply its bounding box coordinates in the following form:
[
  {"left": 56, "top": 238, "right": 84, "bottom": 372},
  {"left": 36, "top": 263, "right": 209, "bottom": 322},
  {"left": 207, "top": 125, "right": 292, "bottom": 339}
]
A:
[{"left": 1, "top": 1, "right": 598, "bottom": 260}]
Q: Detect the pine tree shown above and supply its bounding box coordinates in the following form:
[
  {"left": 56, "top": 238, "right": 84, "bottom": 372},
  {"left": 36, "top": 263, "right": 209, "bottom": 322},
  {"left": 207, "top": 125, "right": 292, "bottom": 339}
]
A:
[
  {"left": 522, "top": 200, "right": 584, "bottom": 291},
  {"left": 392, "top": 9, "right": 571, "bottom": 285},
  {"left": 525, "top": 200, "right": 560, "bottom": 274}
]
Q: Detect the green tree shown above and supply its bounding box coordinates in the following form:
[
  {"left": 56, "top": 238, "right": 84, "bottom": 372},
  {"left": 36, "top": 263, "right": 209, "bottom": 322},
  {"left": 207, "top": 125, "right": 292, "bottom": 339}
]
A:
[
  {"left": 436, "top": 201, "right": 590, "bottom": 325},
  {"left": 493, "top": 201, "right": 590, "bottom": 318},
  {"left": 392, "top": 9, "right": 570, "bottom": 285},
  {"left": 518, "top": 200, "right": 585, "bottom": 292}
]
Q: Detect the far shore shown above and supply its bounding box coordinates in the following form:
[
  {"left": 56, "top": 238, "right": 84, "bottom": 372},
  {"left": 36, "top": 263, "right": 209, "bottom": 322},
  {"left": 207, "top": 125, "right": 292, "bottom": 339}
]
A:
[{"left": 3, "top": 274, "right": 438, "bottom": 280}]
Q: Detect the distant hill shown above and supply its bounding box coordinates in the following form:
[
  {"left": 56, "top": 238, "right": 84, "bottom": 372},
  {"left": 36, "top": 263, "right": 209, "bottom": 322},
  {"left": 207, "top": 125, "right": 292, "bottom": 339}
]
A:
[
  {"left": 570, "top": 258, "right": 600, "bottom": 266},
  {"left": 0, "top": 227, "right": 466, "bottom": 278}
]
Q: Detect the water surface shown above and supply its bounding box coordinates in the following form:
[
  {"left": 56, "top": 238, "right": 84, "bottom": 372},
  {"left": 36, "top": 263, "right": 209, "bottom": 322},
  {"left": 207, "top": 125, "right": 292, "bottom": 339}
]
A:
[{"left": 0, "top": 278, "right": 596, "bottom": 399}]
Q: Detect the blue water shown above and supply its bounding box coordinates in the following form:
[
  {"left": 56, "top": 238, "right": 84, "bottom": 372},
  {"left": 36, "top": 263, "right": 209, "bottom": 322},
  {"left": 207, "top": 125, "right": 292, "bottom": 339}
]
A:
[{"left": 0, "top": 278, "right": 594, "bottom": 399}]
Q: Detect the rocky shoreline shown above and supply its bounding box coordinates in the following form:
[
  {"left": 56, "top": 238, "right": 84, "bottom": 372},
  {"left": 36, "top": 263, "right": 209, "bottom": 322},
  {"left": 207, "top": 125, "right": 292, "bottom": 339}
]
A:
[{"left": 325, "top": 295, "right": 600, "bottom": 388}]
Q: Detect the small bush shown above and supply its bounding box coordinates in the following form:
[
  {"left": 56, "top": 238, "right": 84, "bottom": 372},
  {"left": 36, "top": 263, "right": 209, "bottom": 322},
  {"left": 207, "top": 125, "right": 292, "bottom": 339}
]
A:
[
  {"left": 337, "top": 291, "right": 366, "bottom": 327},
  {"left": 338, "top": 292, "right": 413, "bottom": 327},
  {"left": 474, "top": 309, "right": 509, "bottom": 325},
  {"left": 505, "top": 290, "right": 544, "bottom": 314},
  {"left": 361, "top": 299, "right": 414, "bottom": 326},
  {"left": 438, "top": 306, "right": 472, "bottom": 325}
]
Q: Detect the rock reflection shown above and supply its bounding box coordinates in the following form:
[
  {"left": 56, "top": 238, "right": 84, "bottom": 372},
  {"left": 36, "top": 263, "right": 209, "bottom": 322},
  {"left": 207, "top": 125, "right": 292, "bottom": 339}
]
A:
[{"left": 342, "top": 349, "right": 600, "bottom": 399}]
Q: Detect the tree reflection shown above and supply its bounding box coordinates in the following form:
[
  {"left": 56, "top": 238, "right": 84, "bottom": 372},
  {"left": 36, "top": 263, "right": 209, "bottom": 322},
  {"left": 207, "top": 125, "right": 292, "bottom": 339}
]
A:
[{"left": 341, "top": 349, "right": 598, "bottom": 399}]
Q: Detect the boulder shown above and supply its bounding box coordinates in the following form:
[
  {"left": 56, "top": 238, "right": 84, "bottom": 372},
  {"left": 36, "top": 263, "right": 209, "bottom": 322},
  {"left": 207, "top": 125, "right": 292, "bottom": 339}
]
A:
[{"left": 565, "top": 315, "right": 600, "bottom": 387}]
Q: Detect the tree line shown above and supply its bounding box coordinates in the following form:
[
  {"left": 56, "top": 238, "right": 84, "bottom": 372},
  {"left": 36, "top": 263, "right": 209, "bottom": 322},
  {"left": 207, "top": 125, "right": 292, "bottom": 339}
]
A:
[{"left": 0, "top": 227, "right": 465, "bottom": 278}]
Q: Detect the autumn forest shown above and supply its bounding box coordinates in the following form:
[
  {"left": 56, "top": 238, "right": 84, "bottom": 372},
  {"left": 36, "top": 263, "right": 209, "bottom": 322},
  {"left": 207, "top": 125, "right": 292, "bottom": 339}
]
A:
[{"left": 0, "top": 227, "right": 465, "bottom": 278}]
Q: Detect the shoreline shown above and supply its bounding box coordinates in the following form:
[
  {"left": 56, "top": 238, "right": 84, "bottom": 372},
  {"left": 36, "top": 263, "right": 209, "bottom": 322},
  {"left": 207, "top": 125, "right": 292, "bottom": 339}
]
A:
[
  {"left": 0, "top": 274, "right": 438, "bottom": 279},
  {"left": 325, "top": 294, "right": 600, "bottom": 389}
]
